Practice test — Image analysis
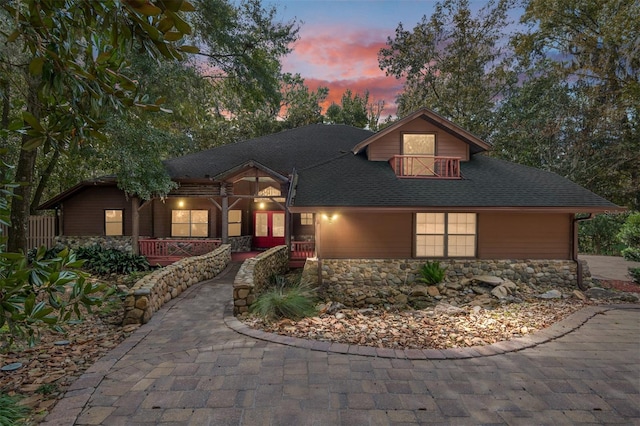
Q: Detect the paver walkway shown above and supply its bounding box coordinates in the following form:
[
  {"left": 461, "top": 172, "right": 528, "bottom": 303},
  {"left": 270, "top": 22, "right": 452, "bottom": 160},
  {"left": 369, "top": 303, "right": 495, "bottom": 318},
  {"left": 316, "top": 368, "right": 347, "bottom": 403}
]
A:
[{"left": 43, "top": 263, "right": 640, "bottom": 425}]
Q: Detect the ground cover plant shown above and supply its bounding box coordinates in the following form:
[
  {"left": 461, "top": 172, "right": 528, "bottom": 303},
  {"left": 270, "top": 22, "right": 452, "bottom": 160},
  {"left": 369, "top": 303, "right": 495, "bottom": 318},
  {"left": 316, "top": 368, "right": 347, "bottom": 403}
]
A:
[
  {"left": 251, "top": 274, "right": 317, "bottom": 321},
  {"left": 416, "top": 261, "right": 447, "bottom": 285},
  {"left": 75, "top": 245, "right": 150, "bottom": 276}
]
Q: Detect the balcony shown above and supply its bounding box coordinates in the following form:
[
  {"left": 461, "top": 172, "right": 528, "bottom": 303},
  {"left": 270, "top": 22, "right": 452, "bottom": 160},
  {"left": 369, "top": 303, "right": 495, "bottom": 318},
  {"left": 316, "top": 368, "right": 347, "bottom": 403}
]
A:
[
  {"left": 389, "top": 155, "right": 461, "bottom": 179},
  {"left": 139, "top": 238, "right": 223, "bottom": 266}
]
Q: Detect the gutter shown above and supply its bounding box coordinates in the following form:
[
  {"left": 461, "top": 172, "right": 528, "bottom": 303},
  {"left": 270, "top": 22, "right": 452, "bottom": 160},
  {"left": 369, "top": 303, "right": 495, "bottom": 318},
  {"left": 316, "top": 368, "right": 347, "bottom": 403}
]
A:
[{"left": 573, "top": 213, "right": 594, "bottom": 290}]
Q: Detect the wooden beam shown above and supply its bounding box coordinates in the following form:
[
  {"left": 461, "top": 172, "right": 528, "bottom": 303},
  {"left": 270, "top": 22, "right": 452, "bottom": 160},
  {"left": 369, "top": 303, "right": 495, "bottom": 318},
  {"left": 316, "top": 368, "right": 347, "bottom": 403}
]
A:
[{"left": 131, "top": 196, "right": 140, "bottom": 255}]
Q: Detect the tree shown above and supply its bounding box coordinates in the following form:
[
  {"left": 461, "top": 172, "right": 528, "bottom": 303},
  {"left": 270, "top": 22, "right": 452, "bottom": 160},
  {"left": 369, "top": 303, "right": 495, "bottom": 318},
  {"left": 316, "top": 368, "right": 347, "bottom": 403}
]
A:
[
  {"left": 278, "top": 73, "right": 328, "bottom": 129},
  {"left": 378, "top": 0, "right": 516, "bottom": 138},
  {"left": 1, "top": 0, "right": 198, "bottom": 252},
  {"left": 324, "top": 89, "right": 370, "bottom": 128},
  {"left": 511, "top": 0, "right": 640, "bottom": 209}
]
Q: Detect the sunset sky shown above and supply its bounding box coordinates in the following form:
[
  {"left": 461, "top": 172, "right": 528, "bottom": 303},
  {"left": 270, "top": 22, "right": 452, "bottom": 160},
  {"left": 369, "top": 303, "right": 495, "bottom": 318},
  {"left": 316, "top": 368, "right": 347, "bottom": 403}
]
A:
[{"left": 265, "top": 0, "right": 522, "bottom": 117}]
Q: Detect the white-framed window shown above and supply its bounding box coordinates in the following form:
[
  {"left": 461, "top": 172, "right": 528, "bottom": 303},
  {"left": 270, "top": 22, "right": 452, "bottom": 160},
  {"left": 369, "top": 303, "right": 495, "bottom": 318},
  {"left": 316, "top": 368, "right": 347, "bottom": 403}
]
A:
[
  {"left": 416, "top": 213, "right": 476, "bottom": 257},
  {"left": 105, "top": 209, "right": 123, "bottom": 236},
  {"left": 171, "top": 210, "right": 208, "bottom": 237},
  {"left": 228, "top": 210, "right": 242, "bottom": 237},
  {"left": 300, "top": 213, "right": 313, "bottom": 226}
]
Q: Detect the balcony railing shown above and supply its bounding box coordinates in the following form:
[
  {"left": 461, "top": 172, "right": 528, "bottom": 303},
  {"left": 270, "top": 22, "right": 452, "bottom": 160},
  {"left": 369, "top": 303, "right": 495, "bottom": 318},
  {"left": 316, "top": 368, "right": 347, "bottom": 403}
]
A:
[
  {"left": 291, "top": 240, "right": 315, "bottom": 260},
  {"left": 389, "top": 155, "right": 461, "bottom": 179},
  {"left": 139, "top": 238, "right": 222, "bottom": 266}
]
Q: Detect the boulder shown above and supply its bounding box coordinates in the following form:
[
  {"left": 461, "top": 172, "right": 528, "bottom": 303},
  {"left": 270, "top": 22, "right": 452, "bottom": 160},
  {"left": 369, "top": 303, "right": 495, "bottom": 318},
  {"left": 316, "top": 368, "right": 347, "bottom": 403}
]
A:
[
  {"left": 473, "top": 275, "right": 504, "bottom": 286},
  {"left": 538, "top": 289, "right": 562, "bottom": 299}
]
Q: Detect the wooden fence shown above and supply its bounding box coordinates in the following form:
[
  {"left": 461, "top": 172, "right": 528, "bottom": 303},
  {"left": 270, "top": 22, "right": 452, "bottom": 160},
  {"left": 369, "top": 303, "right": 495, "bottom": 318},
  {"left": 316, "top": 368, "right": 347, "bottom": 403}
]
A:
[{"left": 0, "top": 215, "right": 56, "bottom": 249}]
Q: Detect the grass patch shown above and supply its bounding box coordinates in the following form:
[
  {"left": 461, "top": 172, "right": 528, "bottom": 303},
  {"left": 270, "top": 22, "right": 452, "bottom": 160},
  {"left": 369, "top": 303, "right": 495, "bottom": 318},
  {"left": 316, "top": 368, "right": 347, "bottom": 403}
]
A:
[
  {"left": 0, "top": 393, "right": 30, "bottom": 425},
  {"left": 251, "top": 275, "right": 317, "bottom": 321}
]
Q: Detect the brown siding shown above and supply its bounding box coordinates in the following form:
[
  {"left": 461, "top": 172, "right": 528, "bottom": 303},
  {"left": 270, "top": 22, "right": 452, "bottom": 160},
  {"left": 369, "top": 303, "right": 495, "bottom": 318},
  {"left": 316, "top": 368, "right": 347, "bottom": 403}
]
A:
[
  {"left": 62, "top": 187, "right": 132, "bottom": 236},
  {"left": 368, "top": 120, "right": 469, "bottom": 161},
  {"left": 477, "top": 213, "right": 572, "bottom": 259},
  {"left": 318, "top": 212, "right": 413, "bottom": 258}
]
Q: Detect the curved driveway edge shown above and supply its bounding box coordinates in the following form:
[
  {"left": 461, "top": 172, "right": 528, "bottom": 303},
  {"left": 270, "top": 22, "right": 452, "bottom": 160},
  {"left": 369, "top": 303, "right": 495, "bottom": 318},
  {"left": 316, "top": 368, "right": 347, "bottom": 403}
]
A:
[{"left": 224, "top": 303, "right": 639, "bottom": 360}]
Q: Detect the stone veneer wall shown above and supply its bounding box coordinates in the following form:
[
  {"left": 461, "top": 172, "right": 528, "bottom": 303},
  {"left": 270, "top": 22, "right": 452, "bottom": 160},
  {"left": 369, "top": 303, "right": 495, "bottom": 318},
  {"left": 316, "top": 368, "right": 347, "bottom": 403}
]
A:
[
  {"left": 233, "top": 245, "right": 289, "bottom": 315},
  {"left": 229, "top": 235, "right": 252, "bottom": 252},
  {"left": 55, "top": 235, "right": 134, "bottom": 253},
  {"left": 302, "top": 258, "right": 591, "bottom": 307},
  {"left": 122, "top": 244, "right": 231, "bottom": 325}
]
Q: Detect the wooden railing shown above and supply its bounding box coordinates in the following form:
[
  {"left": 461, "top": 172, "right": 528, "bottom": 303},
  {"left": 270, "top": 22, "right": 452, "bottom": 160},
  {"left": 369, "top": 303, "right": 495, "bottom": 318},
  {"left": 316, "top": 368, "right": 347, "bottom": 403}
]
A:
[
  {"left": 291, "top": 240, "right": 315, "bottom": 260},
  {"left": 389, "top": 155, "right": 461, "bottom": 178},
  {"left": 139, "top": 238, "right": 222, "bottom": 266}
]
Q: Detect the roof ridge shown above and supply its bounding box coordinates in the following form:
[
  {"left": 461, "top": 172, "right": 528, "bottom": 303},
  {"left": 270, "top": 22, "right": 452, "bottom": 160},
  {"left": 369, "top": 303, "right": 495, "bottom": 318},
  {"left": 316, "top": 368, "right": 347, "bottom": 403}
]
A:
[{"left": 297, "top": 151, "right": 352, "bottom": 172}]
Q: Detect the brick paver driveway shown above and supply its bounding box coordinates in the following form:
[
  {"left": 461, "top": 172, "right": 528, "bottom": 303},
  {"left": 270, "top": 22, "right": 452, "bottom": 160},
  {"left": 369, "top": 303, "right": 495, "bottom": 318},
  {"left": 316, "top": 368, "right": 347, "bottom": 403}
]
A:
[{"left": 43, "top": 264, "right": 640, "bottom": 425}]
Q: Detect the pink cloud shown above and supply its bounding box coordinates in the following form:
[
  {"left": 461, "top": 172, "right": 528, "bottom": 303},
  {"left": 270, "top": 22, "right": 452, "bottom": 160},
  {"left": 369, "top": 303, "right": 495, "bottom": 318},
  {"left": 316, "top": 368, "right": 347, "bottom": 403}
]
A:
[{"left": 283, "top": 24, "right": 402, "bottom": 116}]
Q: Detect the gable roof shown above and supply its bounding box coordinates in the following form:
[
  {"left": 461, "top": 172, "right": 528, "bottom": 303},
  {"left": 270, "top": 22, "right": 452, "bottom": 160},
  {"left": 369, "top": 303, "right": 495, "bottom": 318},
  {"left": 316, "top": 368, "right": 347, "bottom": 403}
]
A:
[
  {"left": 352, "top": 108, "right": 491, "bottom": 155},
  {"left": 164, "top": 124, "right": 373, "bottom": 180},
  {"left": 38, "top": 177, "right": 118, "bottom": 210},
  {"left": 289, "top": 153, "right": 622, "bottom": 212}
]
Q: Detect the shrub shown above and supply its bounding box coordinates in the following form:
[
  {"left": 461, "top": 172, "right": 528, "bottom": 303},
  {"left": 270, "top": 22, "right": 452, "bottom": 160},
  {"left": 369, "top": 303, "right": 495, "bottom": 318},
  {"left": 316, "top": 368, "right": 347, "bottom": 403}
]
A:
[
  {"left": 417, "top": 261, "right": 447, "bottom": 285},
  {"left": 75, "top": 245, "right": 150, "bottom": 275},
  {"left": 578, "top": 212, "right": 630, "bottom": 255},
  {"left": 618, "top": 212, "right": 640, "bottom": 262},
  {"left": 629, "top": 268, "right": 640, "bottom": 284},
  {"left": 251, "top": 275, "right": 317, "bottom": 321},
  {"left": 0, "top": 393, "right": 30, "bottom": 425}
]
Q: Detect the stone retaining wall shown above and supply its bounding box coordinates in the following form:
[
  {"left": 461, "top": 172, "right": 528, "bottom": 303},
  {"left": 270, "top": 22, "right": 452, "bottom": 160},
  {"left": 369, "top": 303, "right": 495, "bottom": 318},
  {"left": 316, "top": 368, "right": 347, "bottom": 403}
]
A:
[
  {"left": 55, "top": 235, "right": 134, "bottom": 253},
  {"left": 302, "top": 258, "right": 591, "bottom": 307},
  {"left": 122, "top": 245, "right": 231, "bottom": 325},
  {"left": 233, "top": 245, "right": 289, "bottom": 315}
]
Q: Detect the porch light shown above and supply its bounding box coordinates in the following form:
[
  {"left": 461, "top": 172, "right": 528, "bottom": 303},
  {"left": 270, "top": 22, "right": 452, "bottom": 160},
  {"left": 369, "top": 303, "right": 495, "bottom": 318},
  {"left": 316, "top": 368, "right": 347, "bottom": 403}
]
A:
[
  {"left": 259, "top": 202, "right": 265, "bottom": 209},
  {"left": 178, "top": 200, "right": 185, "bottom": 208},
  {"left": 322, "top": 213, "right": 338, "bottom": 223}
]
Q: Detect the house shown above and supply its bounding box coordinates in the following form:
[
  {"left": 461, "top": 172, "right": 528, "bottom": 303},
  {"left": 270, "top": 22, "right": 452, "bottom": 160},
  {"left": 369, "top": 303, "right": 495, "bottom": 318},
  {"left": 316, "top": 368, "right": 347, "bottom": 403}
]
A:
[{"left": 39, "top": 108, "right": 623, "bottom": 288}]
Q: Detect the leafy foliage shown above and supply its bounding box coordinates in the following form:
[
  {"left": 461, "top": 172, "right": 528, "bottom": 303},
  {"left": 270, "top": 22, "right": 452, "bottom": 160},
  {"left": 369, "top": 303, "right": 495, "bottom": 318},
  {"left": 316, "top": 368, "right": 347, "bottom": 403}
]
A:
[
  {"left": 578, "top": 212, "right": 630, "bottom": 255},
  {"left": 417, "top": 261, "right": 447, "bottom": 285},
  {"left": 75, "top": 245, "right": 150, "bottom": 276},
  {"left": 0, "top": 393, "right": 29, "bottom": 426},
  {"left": 251, "top": 275, "right": 317, "bottom": 321},
  {"left": 629, "top": 268, "right": 640, "bottom": 285},
  {"left": 618, "top": 213, "right": 640, "bottom": 262}
]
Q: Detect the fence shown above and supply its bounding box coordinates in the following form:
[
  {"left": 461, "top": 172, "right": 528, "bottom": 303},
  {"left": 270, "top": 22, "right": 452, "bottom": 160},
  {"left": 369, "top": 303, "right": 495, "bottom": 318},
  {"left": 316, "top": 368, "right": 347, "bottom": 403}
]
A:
[{"left": 0, "top": 215, "right": 56, "bottom": 249}]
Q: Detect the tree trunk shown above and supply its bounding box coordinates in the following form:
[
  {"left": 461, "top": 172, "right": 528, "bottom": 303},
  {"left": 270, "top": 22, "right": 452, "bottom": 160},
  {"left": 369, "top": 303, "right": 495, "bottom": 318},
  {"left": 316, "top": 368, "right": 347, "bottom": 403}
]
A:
[
  {"left": 8, "top": 76, "right": 40, "bottom": 253},
  {"left": 30, "top": 147, "right": 60, "bottom": 214}
]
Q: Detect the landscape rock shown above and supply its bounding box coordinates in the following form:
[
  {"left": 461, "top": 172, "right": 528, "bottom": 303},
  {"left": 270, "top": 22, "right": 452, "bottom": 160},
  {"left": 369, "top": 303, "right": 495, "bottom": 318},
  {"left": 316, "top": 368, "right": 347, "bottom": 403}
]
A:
[
  {"left": 434, "top": 303, "right": 466, "bottom": 315},
  {"left": 473, "top": 275, "right": 504, "bottom": 286},
  {"left": 538, "top": 289, "right": 562, "bottom": 299}
]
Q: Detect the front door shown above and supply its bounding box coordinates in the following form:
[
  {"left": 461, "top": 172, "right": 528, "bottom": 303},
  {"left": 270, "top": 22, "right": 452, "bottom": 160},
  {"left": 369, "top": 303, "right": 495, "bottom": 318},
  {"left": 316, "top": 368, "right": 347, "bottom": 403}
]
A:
[{"left": 253, "top": 211, "right": 285, "bottom": 249}]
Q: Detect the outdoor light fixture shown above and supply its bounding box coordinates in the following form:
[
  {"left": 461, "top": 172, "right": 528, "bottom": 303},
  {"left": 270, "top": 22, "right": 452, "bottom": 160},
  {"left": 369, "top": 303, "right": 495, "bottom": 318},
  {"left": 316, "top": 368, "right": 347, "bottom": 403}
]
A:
[
  {"left": 322, "top": 213, "right": 338, "bottom": 223},
  {"left": 178, "top": 200, "right": 185, "bottom": 208},
  {"left": 259, "top": 202, "right": 265, "bottom": 209}
]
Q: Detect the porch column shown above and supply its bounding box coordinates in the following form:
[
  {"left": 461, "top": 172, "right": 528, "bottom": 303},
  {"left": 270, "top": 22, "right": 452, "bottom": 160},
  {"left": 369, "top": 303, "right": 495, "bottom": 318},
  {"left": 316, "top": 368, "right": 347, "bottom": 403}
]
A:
[
  {"left": 221, "top": 195, "right": 229, "bottom": 244},
  {"left": 285, "top": 210, "right": 291, "bottom": 249},
  {"left": 131, "top": 196, "right": 139, "bottom": 255}
]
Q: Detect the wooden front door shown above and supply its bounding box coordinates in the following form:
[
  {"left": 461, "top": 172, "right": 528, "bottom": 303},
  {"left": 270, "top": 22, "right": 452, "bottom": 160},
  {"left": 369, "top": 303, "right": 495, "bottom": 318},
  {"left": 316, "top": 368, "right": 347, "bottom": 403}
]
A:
[{"left": 253, "top": 211, "right": 285, "bottom": 249}]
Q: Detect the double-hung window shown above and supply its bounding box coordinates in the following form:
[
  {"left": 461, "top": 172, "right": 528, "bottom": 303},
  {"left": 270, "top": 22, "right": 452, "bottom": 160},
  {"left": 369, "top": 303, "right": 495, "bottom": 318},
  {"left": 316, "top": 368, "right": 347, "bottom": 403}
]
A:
[
  {"left": 105, "top": 209, "right": 123, "bottom": 236},
  {"left": 228, "top": 210, "right": 242, "bottom": 237},
  {"left": 416, "top": 213, "right": 476, "bottom": 257},
  {"left": 171, "top": 210, "right": 208, "bottom": 237}
]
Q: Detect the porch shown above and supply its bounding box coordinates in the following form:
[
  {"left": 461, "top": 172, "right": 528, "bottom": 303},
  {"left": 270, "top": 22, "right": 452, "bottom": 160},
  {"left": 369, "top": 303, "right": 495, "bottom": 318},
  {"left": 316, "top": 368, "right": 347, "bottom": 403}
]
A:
[{"left": 139, "top": 238, "right": 315, "bottom": 268}]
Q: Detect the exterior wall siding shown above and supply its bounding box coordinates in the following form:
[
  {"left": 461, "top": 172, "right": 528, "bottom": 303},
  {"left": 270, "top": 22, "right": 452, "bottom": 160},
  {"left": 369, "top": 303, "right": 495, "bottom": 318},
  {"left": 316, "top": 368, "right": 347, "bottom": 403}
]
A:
[
  {"left": 152, "top": 197, "right": 217, "bottom": 238},
  {"left": 368, "top": 120, "right": 469, "bottom": 161},
  {"left": 62, "top": 187, "right": 151, "bottom": 236},
  {"left": 477, "top": 212, "right": 572, "bottom": 260},
  {"left": 318, "top": 212, "right": 413, "bottom": 258}
]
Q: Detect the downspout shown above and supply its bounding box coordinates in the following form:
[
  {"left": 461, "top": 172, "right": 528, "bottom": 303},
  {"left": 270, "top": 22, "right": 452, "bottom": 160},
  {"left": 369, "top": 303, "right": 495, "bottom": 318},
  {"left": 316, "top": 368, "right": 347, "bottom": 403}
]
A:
[{"left": 573, "top": 213, "right": 593, "bottom": 290}]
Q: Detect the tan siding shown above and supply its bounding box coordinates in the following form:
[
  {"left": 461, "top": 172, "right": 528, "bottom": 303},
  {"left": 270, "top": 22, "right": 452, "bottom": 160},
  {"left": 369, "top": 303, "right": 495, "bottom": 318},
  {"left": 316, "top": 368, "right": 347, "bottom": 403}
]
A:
[
  {"left": 477, "top": 213, "right": 572, "bottom": 259},
  {"left": 368, "top": 119, "right": 469, "bottom": 161},
  {"left": 318, "top": 212, "right": 413, "bottom": 258}
]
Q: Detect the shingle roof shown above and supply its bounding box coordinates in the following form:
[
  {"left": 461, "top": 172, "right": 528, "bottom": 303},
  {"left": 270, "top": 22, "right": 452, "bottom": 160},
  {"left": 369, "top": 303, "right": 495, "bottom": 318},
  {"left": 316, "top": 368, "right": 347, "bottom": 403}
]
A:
[
  {"left": 290, "top": 153, "right": 620, "bottom": 210},
  {"left": 163, "top": 124, "right": 373, "bottom": 179}
]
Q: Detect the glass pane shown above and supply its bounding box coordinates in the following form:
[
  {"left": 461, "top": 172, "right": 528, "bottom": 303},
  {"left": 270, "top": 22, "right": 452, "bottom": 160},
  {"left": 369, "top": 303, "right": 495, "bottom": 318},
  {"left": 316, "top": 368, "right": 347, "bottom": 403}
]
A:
[
  {"left": 448, "top": 213, "right": 476, "bottom": 234},
  {"left": 403, "top": 134, "right": 435, "bottom": 155},
  {"left": 191, "top": 223, "right": 208, "bottom": 237},
  {"left": 191, "top": 210, "right": 208, "bottom": 223},
  {"left": 228, "top": 210, "right": 242, "bottom": 222},
  {"left": 417, "top": 213, "right": 444, "bottom": 234},
  {"left": 105, "top": 222, "right": 122, "bottom": 236},
  {"left": 301, "top": 213, "right": 313, "bottom": 225},
  {"left": 448, "top": 235, "right": 476, "bottom": 257},
  {"left": 416, "top": 235, "right": 444, "bottom": 257},
  {"left": 228, "top": 223, "right": 242, "bottom": 237},
  {"left": 273, "top": 213, "right": 285, "bottom": 237},
  {"left": 172, "top": 210, "right": 189, "bottom": 223},
  {"left": 255, "top": 213, "right": 268, "bottom": 237},
  {"left": 172, "top": 224, "right": 190, "bottom": 237},
  {"left": 105, "top": 210, "right": 122, "bottom": 222}
]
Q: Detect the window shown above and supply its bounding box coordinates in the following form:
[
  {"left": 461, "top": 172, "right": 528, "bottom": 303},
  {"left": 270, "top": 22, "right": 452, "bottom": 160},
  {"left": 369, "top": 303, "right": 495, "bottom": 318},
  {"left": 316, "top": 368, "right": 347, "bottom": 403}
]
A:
[
  {"left": 172, "top": 210, "right": 208, "bottom": 237},
  {"left": 416, "top": 213, "right": 476, "bottom": 257},
  {"left": 105, "top": 210, "right": 123, "bottom": 236},
  {"left": 228, "top": 210, "right": 242, "bottom": 237},
  {"left": 403, "top": 133, "right": 435, "bottom": 176},
  {"left": 300, "top": 213, "right": 313, "bottom": 226}
]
